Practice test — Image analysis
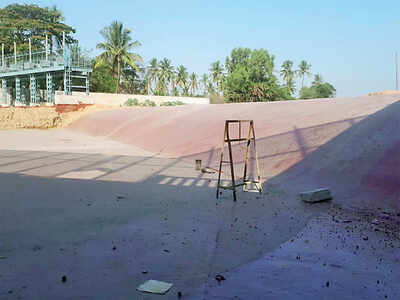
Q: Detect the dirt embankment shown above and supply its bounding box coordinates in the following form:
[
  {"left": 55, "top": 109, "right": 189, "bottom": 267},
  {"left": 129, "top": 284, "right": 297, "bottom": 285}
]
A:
[
  {"left": 0, "top": 105, "right": 120, "bottom": 130},
  {"left": 368, "top": 90, "right": 400, "bottom": 96}
]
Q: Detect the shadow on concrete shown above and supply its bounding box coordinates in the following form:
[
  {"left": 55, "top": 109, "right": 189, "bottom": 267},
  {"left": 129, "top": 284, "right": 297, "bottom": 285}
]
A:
[{"left": 1, "top": 100, "right": 400, "bottom": 299}]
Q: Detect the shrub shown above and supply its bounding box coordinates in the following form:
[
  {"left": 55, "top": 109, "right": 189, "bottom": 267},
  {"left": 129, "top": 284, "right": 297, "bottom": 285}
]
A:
[
  {"left": 124, "top": 98, "right": 139, "bottom": 106},
  {"left": 160, "top": 101, "right": 185, "bottom": 106},
  {"left": 142, "top": 99, "right": 156, "bottom": 107},
  {"left": 124, "top": 98, "right": 157, "bottom": 107}
]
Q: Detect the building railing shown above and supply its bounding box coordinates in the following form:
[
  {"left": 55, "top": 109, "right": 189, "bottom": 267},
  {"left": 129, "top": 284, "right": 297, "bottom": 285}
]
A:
[{"left": 0, "top": 46, "right": 92, "bottom": 74}]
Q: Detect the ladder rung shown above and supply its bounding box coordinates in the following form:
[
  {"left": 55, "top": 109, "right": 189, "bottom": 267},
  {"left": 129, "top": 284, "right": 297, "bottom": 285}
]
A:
[
  {"left": 225, "top": 138, "right": 248, "bottom": 142},
  {"left": 221, "top": 160, "right": 231, "bottom": 163},
  {"left": 219, "top": 183, "right": 247, "bottom": 190},
  {"left": 226, "top": 120, "right": 252, "bottom": 123},
  {"left": 224, "top": 138, "right": 254, "bottom": 143}
]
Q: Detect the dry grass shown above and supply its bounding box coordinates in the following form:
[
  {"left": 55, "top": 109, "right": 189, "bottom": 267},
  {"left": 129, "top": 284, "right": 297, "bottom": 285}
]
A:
[{"left": 0, "top": 105, "right": 120, "bottom": 130}]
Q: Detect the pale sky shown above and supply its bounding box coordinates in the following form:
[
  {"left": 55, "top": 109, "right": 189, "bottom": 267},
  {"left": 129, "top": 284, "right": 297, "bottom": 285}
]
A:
[{"left": 2, "top": 0, "right": 399, "bottom": 97}]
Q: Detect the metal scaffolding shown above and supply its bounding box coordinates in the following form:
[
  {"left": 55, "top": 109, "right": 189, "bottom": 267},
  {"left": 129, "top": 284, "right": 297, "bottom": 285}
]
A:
[{"left": 0, "top": 33, "right": 92, "bottom": 107}]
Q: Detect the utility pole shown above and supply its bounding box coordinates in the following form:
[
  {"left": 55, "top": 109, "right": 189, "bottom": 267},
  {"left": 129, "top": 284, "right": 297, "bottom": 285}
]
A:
[{"left": 396, "top": 52, "right": 399, "bottom": 91}]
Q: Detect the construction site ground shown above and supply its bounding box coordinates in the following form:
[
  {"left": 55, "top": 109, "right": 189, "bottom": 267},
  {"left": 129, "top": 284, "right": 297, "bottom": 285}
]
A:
[{"left": 1, "top": 95, "right": 400, "bottom": 299}]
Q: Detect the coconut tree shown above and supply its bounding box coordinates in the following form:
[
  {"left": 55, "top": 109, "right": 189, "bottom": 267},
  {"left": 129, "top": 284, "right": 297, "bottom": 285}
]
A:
[
  {"left": 176, "top": 65, "right": 188, "bottom": 95},
  {"left": 280, "top": 60, "right": 294, "bottom": 84},
  {"left": 280, "top": 60, "right": 296, "bottom": 94},
  {"left": 201, "top": 73, "right": 208, "bottom": 95},
  {"left": 296, "top": 60, "right": 312, "bottom": 89},
  {"left": 158, "top": 58, "right": 174, "bottom": 95},
  {"left": 210, "top": 61, "right": 224, "bottom": 94},
  {"left": 146, "top": 58, "right": 158, "bottom": 95},
  {"left": 206, "top": 81, "right": 216, "bottom": 95},
  {"left": 312, "top": 74, "right": 323, "bottom": 85},
  {"left": 96, "top": 20, "right": 142, "bottom": 93},
  {"left": 189, "top": 72, "right": 198, "bottom": 96}
]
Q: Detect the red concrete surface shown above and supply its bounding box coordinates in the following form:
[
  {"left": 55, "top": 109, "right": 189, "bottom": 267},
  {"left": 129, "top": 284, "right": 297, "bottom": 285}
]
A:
[
  {"left": 56, "top": 103, "right": 93, "bottom": 113},
  {"left": 69, "top": 95, "right": 400, "bottom": 209}
]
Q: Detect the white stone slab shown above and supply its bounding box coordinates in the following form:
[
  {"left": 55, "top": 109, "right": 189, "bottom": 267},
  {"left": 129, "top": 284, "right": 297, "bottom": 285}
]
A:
[{"left": 137, "top": 280, "right": 173, "bottom": 294}]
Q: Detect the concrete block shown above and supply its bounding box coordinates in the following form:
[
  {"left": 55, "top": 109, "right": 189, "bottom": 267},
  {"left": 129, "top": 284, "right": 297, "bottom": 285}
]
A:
[{"left": 300, "top": 188, "right": 332, "bottom": 203}]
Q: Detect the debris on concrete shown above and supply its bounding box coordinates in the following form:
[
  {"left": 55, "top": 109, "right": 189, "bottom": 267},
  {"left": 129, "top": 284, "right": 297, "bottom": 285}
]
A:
[
  {"left": 178, "top": 291, "right": 183, "bottom": 298},
  {"left": 61, "top": 275, "right": 67, "bottom": 283},
  {"left": 142, "top": 270, "right": 148, "bottom": 274},
  {"left": 137, "top": 280, "right": 173, "bottom": 295},
  {"left": 201, "top": 167, "right": 216, "bottom": 174},
  {"left": 300, "top": 188, "right": 332, "bottom": 203},
  {"left": 33, "top": 245, "right": 43, "bottom": 251},
  {"left": 371, "top": 219, "right": 380, "bottom": 225},
  {"left": 215, "top": 274, "right": 226, "bottom": 282}
]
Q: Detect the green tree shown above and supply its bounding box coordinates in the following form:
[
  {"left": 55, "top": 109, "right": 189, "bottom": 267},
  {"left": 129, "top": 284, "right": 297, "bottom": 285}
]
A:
[
  {"left": 207, "top": 81, "right": 216, "bottom": 95},
  {"left": 146, "top": 58, "right": 158, "bottom": 95},
  {"left": 296, "top": 60, "right": 312, "bottom": 89},
  {"left": 300, "top": 74, "right": 336, "bottom": 99},
  {"left": 225, "top": 48, "right": 252, "bottom": 73},
  {"left": 120, "top": 67, "right": 146, "bottom": 94},
  {"left": 224, "top": 48, "right": 284, "bottom": 102},
  {"left": 157, "top": 58, "right": 174, "bottom": 95},
  {"left": 96, "top": 21, "right": 142, "bottom": 94},
  {"left": 189, "top": 72, "right": 198, "bottom": 96},
  {"left": 0, "top": 4, "right": 75, "bottom": 53},
  {"left": 90, "top": 63, "right": 117, "bottom": 93},
  {"left": 312, "top": 74, "right": 323, "bottom": 85},
  {"left": 210, "top": 61, "right": 224, "bottom": 94},
  {"left": 280, "top": 60, "right": 296, "bottom": 94},
  {"left": 201, "top": 73, "right": 209, "bottom": 96},
  {"left": 176, "top": 65, "right": 188, "bottom": 95}
]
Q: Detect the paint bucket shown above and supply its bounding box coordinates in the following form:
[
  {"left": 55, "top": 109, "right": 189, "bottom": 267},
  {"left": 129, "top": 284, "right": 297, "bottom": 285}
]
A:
[{"left": 195, "top": 159, "right": 202, "bottom": 171}]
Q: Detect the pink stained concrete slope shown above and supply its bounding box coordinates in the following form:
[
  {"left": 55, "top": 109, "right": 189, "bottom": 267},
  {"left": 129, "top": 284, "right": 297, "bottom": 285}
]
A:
[{"left": 69, "top": 95, "right": 400, "bottom": 209}]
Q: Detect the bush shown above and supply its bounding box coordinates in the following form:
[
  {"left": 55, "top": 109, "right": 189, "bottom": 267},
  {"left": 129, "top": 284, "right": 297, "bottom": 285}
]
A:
[
  {"left": 142, "top": 99, "right": 156, "bottom": 107},
  {"left": 160, "top": 101, "right": 185, "bottom": 106},
  {"left": 124, "top": 98, "right": 156, "bottom": 107},
  {"left": 124, "top": 98, "right": 139, "bottom": 106}
]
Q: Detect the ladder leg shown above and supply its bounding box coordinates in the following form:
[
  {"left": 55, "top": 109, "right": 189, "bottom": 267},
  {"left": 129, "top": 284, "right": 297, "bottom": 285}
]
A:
[
  {"left": 251, "top": 121, "right": 262, "bottom": 193},
  {"left": 226, "top": 123, "right": 237, "bottom": 202},
  {"left": 243, "top": 122, "right": 252, "bottom": 188},
  {"left": 216, "top": 122, "right": 227, "bottom": 199}
]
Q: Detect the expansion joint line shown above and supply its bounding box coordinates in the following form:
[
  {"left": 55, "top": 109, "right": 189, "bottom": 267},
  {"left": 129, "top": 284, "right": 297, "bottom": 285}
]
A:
[{"left": 201, "top": 201, "right": 237, "bottom": 300}]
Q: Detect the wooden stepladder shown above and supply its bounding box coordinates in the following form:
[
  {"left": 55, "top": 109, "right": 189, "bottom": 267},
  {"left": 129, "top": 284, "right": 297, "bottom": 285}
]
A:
[{"left": 216, "top": 120, "right": 262, "bottom": 201}]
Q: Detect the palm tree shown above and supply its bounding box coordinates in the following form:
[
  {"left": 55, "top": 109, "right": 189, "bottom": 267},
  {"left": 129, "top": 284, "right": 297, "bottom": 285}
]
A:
[
  {"left": 170, "top": 71, "right": 177, "bottom": 95},
  {"left": 158, "top": 58, "right": 174, "bottom": 95},
  {"left": 176, "top": 65, "right": 188, "bottom": 95},
  {"left": 207, "top": 81, "right": 216, "bottom": 95},
  {"left": 280, "top": 60, "right": 294, "bottom": 84},
  {"left": 201, "top": 73, "right": 208, "bottom": 96},
  {"left": 210, "top": 61, "right": 224, "bottom": 94},
  {"left": 96, "top": 21, "right": 142, "bottom": 93},
  {"left": 280, "top": 60, "right": 296, "bottom": 93},
  {"left": 312, "top": 74, "right": 323, "bottom": 85},
  {"left": 189, "top": 72, "right": 198, "bottom": 96},
  {"left": 146, "top": 58, "right": 158, "bottom": 95},
  {"left": 296, "top": 60, "right": 312, "bottom": 89}
]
